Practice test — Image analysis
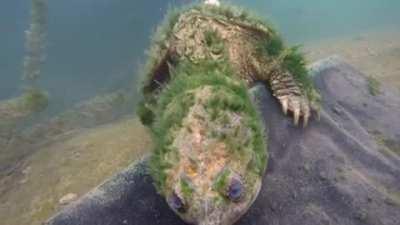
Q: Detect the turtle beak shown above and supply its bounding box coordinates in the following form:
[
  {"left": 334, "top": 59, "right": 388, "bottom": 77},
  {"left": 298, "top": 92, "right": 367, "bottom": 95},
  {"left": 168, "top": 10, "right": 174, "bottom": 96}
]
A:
[
  {"left": 198, "top": 199, "right": 226, "bottom": 225},
  {"left": 196, "top": 198, "right": 220, "bottom": 225}
]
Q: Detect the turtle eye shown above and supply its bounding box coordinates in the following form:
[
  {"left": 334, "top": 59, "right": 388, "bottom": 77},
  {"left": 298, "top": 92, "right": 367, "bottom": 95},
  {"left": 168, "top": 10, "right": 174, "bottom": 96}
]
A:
[
  {"left": 168, "top": 191, "right": 186, "bottom": 213},
  {"left": 227, "top": 177, "right": 244, "bottom": 202}
]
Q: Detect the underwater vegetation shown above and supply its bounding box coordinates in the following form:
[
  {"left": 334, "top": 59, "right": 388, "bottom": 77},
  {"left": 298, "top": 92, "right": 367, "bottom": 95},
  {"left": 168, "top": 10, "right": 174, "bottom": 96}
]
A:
[
  {"left": 0, "top": 0, "right": 48, "bottom": 126},
  {"left": 0, "top": 88, "right": 48, "bottom": 122},
  {"left": 0, "top": 89, "right": 48, "bottom": 128},
  {"left": 367, "top": 76, "right": 381, "bottom": 96},
  {"left": 23, "top": 0, "right": 48, "bottom": 84},
  {"left": 22, "top": 88, "right": 49, "bottom": 112}
]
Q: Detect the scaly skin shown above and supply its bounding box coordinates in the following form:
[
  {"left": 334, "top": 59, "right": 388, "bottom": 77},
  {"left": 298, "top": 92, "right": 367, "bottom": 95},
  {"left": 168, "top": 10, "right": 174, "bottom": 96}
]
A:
[{"left": 138, "top": 3, "right": 319, "bottom": 225}]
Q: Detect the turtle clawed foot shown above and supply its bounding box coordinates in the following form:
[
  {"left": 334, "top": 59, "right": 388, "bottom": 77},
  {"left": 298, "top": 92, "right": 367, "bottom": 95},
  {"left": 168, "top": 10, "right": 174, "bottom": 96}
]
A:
[{"left": 278, "top": 95, "right": 314, "bottom": 127}]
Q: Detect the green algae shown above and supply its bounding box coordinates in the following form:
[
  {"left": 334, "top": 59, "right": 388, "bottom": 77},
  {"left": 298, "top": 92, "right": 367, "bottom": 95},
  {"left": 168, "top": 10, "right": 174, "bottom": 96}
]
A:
[
  {"left": 367, "top": 76, "right": 381, "bottom": 96},
  {"left": 148, "top": 59, "right": 267, "bottom": 193},
  {"left": 21, "top": 88, "right": 49, "bottom": 113},
  {"left": 256, "top": 33, "right": 284, "bottom": 57},
  {"left": 212, "top": 168, "right": 231, "bottom": 194},
  {"left": 140, "top": 2, "right": 320, "bottom": 116},
  {"left": 373, "top": 131, "right": 400, "bottom": 156},
  {"left": 180, "top": 178, "right": 194, "bottom": 199},
  {"left": 204, "top": 29, "right": 225, "bottom": 55},
  {"left": 140, "top": 2, "right": 280, "bottom": 96}
]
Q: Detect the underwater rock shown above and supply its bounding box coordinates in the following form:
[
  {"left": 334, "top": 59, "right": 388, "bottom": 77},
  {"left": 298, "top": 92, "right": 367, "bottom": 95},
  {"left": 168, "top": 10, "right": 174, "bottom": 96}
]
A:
[
  {"left": 59, "top": 193, "right": 78, "bottom": 205},
  {"left": 46, "top": 57, "right": 400, "bottom": 225}
]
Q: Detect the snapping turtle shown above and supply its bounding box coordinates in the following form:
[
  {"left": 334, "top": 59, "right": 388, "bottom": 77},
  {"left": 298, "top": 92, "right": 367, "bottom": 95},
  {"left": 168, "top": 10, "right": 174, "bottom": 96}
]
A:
[{"left": 137, "top": 1, "right": 320, "bottom": 225}]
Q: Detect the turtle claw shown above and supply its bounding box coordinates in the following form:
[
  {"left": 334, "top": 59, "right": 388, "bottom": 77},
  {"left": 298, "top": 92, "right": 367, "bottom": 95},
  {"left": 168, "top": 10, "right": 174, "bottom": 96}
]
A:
[
  {"left": 281, "top": 98, "right": 289, "bottom": 115},
  {"left": 293, "top": 105, "right": 300, "bottom": 126},
  {"left": 303, "top": 103, "right": 311, "bottom": 128},
  {"left": 278, "top": 95, "right": 312, "bottom": 127},
  {"left": 303, "top": 115, "right": 309, "bottom": 128}
]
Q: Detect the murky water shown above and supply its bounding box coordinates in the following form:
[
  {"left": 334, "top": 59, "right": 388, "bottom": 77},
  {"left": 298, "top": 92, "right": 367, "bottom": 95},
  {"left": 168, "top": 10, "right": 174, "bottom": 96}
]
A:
[{"left": 0, "top": 1, "right": 399, "bottom": 225}]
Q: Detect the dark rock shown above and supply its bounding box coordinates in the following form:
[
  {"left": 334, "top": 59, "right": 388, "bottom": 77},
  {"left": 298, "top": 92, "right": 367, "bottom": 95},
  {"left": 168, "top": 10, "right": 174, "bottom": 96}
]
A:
[{"left": 46, "top": 56, "right": 400, "bottom": 225}]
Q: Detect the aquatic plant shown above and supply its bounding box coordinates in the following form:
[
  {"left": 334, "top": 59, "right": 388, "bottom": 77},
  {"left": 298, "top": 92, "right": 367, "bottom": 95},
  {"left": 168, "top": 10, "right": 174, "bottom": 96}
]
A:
[
  {"left": 367, "top": 76, "right": 381, "bottom": 96},
  {"left": 21, "top": 88, "right": 49, "bottom": 112},
  {"left": 0, "top": 0, "right": 50, "bottom": 124},
  {"left": 23, "top": 0, "right": 48, "bottom": 84},
  {"left": 0, "top": 88, "right": 48, "bottom": 122},
  {"left": 19, "top": 0, "right": 50, "bottom": 115}
]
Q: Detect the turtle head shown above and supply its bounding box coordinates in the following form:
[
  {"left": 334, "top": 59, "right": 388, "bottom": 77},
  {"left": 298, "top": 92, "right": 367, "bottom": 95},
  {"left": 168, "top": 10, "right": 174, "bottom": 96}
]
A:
[
  {"left": 166, "top": 164, "right": 262, "bottom": 225},
  {"left": 150, "top": 63, "right": 267, "bottom": 225},
  {"left": 160, "top": 85, "right": 265, "bottom": 225}
]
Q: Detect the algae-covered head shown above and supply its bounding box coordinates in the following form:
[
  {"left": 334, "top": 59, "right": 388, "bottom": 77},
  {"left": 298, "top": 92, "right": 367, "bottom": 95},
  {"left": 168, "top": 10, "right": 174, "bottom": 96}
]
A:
[
  {"left": 164, "top": 127, "right": 264, "bottom": 225},
  {"left": 161, "top": 84, "right": 265, "bottom": 225},
  {"left": 149, "top": 61, "right": 267, "bottom": 225}
]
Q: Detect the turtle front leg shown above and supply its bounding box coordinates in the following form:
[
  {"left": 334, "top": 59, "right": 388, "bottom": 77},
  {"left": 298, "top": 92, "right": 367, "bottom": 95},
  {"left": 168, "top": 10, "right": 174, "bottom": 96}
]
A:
[
  {"left": 253, "top": 47, "right": 319, "bottom": 127},
  {"left": 269, "top": 69, "right": 312, "bottom": 127}
]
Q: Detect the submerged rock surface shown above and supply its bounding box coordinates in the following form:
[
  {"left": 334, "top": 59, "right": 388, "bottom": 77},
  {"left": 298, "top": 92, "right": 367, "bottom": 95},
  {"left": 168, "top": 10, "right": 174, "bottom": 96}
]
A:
[{"left": 46, "top": 57, "right": 400, "bottom": 225}]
